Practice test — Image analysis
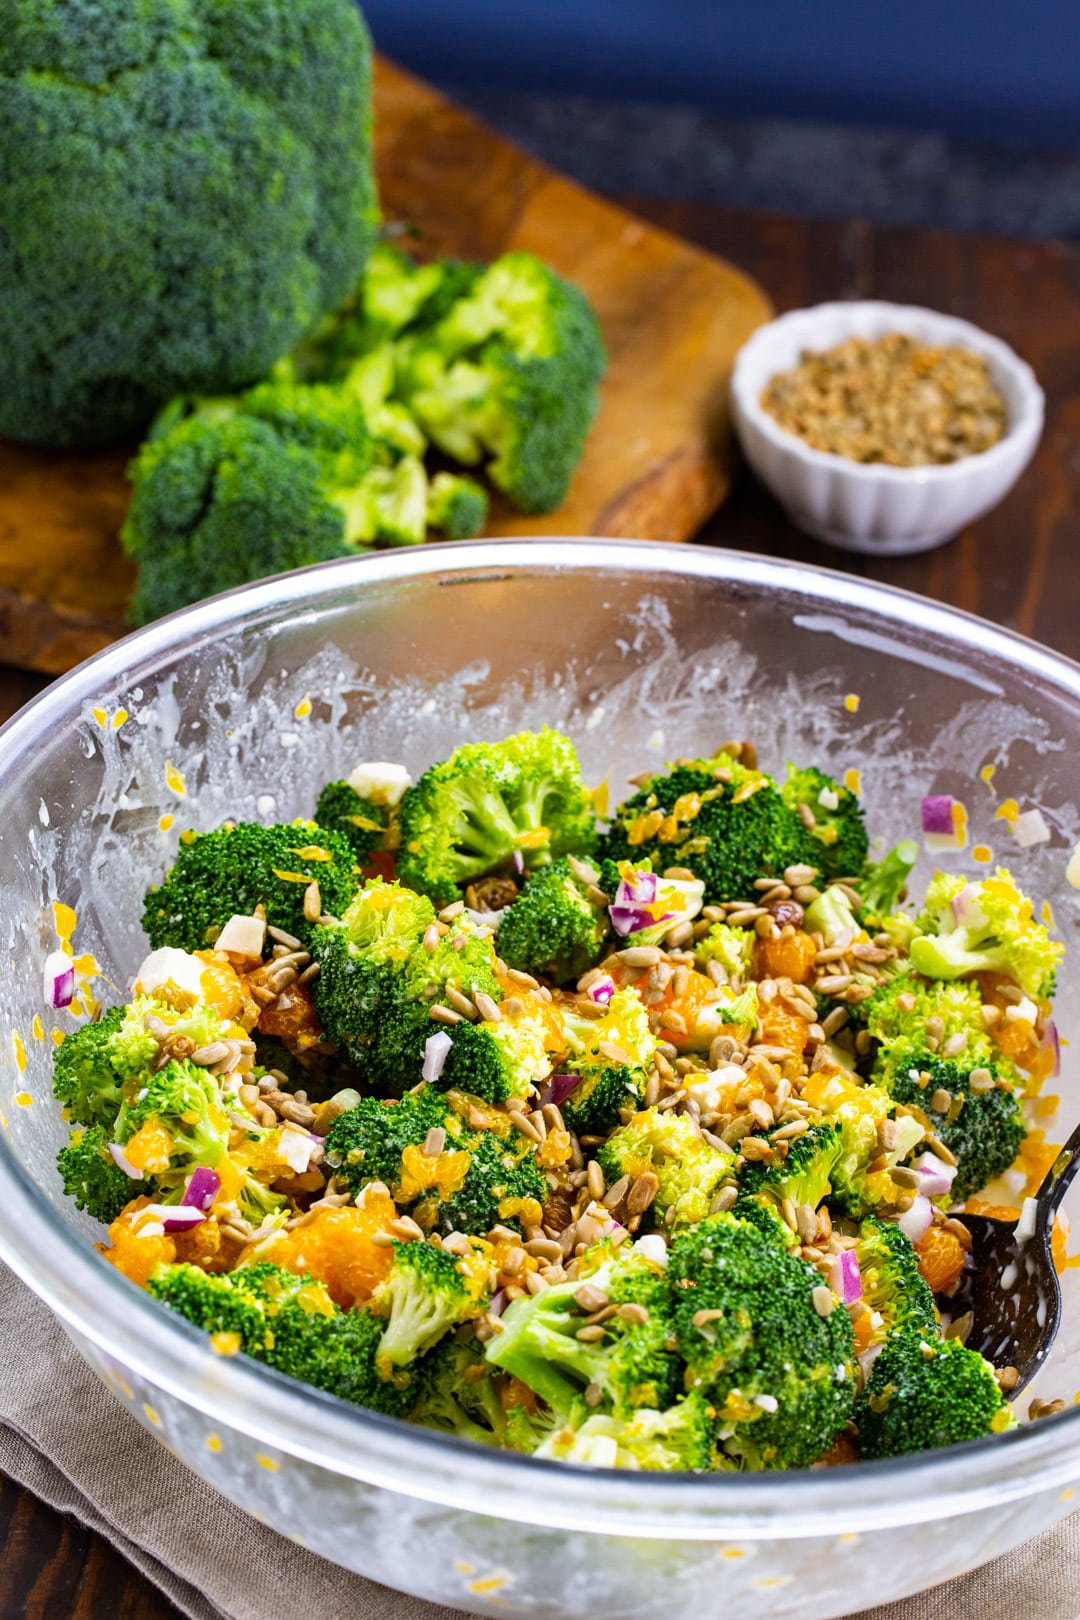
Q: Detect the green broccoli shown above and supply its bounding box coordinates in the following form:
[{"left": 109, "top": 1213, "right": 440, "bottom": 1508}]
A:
[
  {"left": 598, "top": 755, "right": 818, "bottom": 907},
  {"left": 800, "top": 1065, "right": 925, "bottom": 1219},
  {"left": 114, "top": 1060, "right": 231, "bottom": 1186},
  {"left": 858, "top": 840, "right": 920, "bottom": 929},
  {"left": 51, "top": 1006, "right": 130, "bottom": 1130},
  {"left": 143, "top": 819, "right": 357, "bottom": 954},
  {"left": 597, "top": 1110, "right": 735, "bottom": 1229},
  {"left": 781, "top": 766, "right": 868, "bottom": 881},
  {"left": 149, "top": 1262, "right": 409, "bottom": 1417},
  {"left": 880, "top": 1052, "right": 1026, "bottom": 1202},
  {"left": 856, "top": 1331, "right": 1013, "bottom": 1457},
  {"left": 730, "top": 1193, "right": 800, "bottom": 1252},
  {"left": 313, "top": 781, "right": 390, "bottom": 867},
  {"left": 668, "top": 1213, "right": 856, "bottom": 1469},
  {"left": 0, "top": 0, "right": 377, "bottom": 449},
  {"left": 908, "top": 869, "right": 1063, "bottom": 999},
  {"left": 56, "top": 1124, "right": 137, "bottom": 1225},
  {"left": 495, "top": 858, "right": 609, "bottom": 982},
  {"left": 486, "top": 1251, "right": 679, "bottom": 1419},
  {"left": 397, "top": 729, "right": 597, "bottom": 904},
  {"left": 695, "top": 922, "right": 757, "bottom": 984},
  {"left": 862, "top": 973, "right": 996, "bottom": 1062},
  {"left": 427, "top": 472, "right": 489, "bottom": 541},
  {"left": 371, "top": 1238, "right": 490, "bottom": 1369},
  {"left": 408, "top": 1335, "right": 507, "bottom": 1447},
  {"left": 533, "top": 1392, "right": 716, "bottom": 1471},
  {"left": 854, "top": 1215, "right": 937, "bottom": 1339},
  {"left": 394, "top": 253, "right": 607, "bottom": 512},
  {"left": 440, "top": 1006, "right": 555, "bottom": 1106},
  {"left": 559, "top": 989, "right": 656, "bottom": 1135},
  {"left": 738, "top": 1121, "right": 844, "bottom": 1211}
]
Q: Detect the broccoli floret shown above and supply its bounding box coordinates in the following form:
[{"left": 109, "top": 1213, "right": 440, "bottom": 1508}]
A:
[
  {"left": 599, "top": 756, "right": 818, "bottom": 908},
  {"left": 0, "top": 0, "right": 377, "bottom": 449},
  {"left": 800, "top": 1065, "right": 925, "bottom": 1218},
  {"left": 487, "top": 1252, "right": 679, "bottom": 1419},
  {"left": 534, "top": 1392, "right": 716, "bottom": 1471},
  {"left": 738, "top": 1121, "right": 844, "bottom": 1211},
  {"left": 149, "top": 1262, "right": 409, "bottom": 1417},
  {"left": 881, "top": 1053, "right": 1026, "bottom": 1202},
  {"left": 668, "top": 1213, "right": 855, "bottom": 1470},
  {"left": 858, "top": 840, "right": 920, "bottom": 927},
  {"left": 730, "top": 1193, "right": 800, "bottom": 1253},
  {"left": 694, "top": 922, "right": 756, "bottom": 984},
  {"left": 114, "top": 1059, "right": 231, "bottom": 1187},
  {"left": 781, "top": 766, "right": 868, "bottom": 881},
  {"left": 143, "top": 820, "right": 357, "bottom": 953},
  {"left": 51, "top": 1006, "right": 129, "bottom": 1130},
  {"left": 313, "top": 781, "right": 390, "bottom": 867},
  {"left": 395, "top": 253, "right": 606, "bottom": 512},
  {"left": 428, "top": 471, "right": 488, "bottom": 540},
  {"left": 856, "top": 1331, "right": 1013, "bottom": 1457},
  {"left": 863, "top": 973, "right": 995, "bottom": 1060},
  {"left": 495, "top": 858, "right": 609, "bottom": 982},
  {"left": 597, "top": 1110, "right": 734, "bottom": 1229},
  {"left": 854, "top": 1215, "right": 937, "bottom": 1339},
  {"left": 408, "top": 1335, "right": 506, "bottom": 1446},
  {"left": 441, "top": 1004, "right": 555, "bottom": 1105},
  {"left": 56, "top": 1125, "right": 137, "bottom": 1224},
  {"left": 325, "top": 1087, "right": 545, "bottom": 1236},
  {"left": 909, "top": 868, "right": 1063, "bottom": 999},
  {"left": 397, "top": 729, "right": 596, "bottom": 905},
  {"left": 559, "top": 988, "right": 655, "bottom": 1134},
  {"left": 372, "top": 1238, "right": 490, "bottom": 1369}
]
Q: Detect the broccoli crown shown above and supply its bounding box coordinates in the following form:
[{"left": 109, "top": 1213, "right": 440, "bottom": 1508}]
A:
[
  {"left": 863, "top": 973, "right": 995, "bottom": 1060},
  {"left": 738, "top": 1121, "right": 843, "bottom": 1211},
  {"left": 597, "top": 1110, "right": 734, "bottom": 1229},
  {"left": 395, "top": 253, "right": 607, "bottom": 513},
  {"left": 56, "top": 1125, "right": 137, "bottom": 1225},
  {"left": 534, "top": 1391, "right": 717, "bottom": 1471},
  {"left": 598, "top": 758, "right": 818, "bottom": 907},
  {"left": 882, "top": 1052, "right": 1026, "bottom": 1203},
  {"left": 694, "top": 922, "right": 756, "bottom": 984},
  {"left": 115, "top": 1058, "right": 231, "bottom": 1181},
  {"left": 781, "top": 765, "right": 869, "bottom": 881},
  {"left": 408, "top": 1334, "right": 506, "bottom": 1447},
  {"left": 149, "top": 1261, "right": 409, "bottom": 1417},
  {"left": 854, "top": 1215, "right": 937, "bottom": 1337},
  {"left": 730, "top": 1193, "right": 800, "bottom": 1252},
  {"left": 801, "top": 1066, "right": 924, "bottom": 1219},
  {"left": 441, "top": 1009, "right": 553, "bottom": 1106},
  {"left": 487, "top": 1252, "right": 680, "bottom": 1419},
  {"left": 858, "top": 840, "right": 920, "bottom": 925},
  {"left": 428, "top": 471, "right": 489, "bottom": 541},
  {"left": 909, "top": 868, "right": 1063, "bottom": 999},
  {"left": 324, "top": 1087, "right": 545, "bottom": 1237},
  {"left": 52, "top": 1005, "right": 129, "bottom": 1129},
  {"left": 0, "top": 0, "right": 377, "bottom": 449},
  {"left": 313, "top": 781, "right": 390, "bottom": 867},
  {"left": 371, "top": 1238, "right": 490, "bottom": 1368},
  {"left": 559, "top": 988, "right": 655, "bottom": 1135},
  {"left": 143, "top": 819, "right": 357, "bottom": 953},
  {"left": 397, "top": 729, "right": 597, "bottom": 905},
  {"left": 668, "top": 1213, "right": 855, "bottom": 1469},
  {"left": 856, "top": 1330, "right": 1012, "bottom": 1458},
  {"left": 496, "top": 858, "right": 608, "bottom": 983}
]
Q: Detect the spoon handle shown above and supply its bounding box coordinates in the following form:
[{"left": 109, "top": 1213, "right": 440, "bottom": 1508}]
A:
[{"left": 1036, "top": 1118, "right": 1080, "bottom": 1222}]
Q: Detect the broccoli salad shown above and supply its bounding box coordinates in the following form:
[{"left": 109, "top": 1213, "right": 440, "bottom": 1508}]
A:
[{"left": 52, "top": 730, "right": 1064, "bottom": 1470}]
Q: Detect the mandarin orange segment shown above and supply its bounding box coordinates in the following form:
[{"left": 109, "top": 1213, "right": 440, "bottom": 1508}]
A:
[
  {"left": 758, "top": 930, "right": 818, "bottom": 985},
  {"left": 915, "top": 1225, "right": 965, "bottom": 1294},
  {"left": 268, "top": 1198, "right": 396, "bottom": 1309},
  {"left": 257, "top": 980, "right": 325, "bottom": 1049},
  {"left": 761, "top": 1007, "right": 810, "bottom": 1056},
  {"left": 100, "top": 1200, "right": 177, "bottom": 1288},
  {"left": 122, "top": 1118, "right": 172, "bottom": 1175}
]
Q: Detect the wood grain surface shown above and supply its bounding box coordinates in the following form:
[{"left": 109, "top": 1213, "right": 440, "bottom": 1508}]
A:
[
  {"left": 2, "top": 196, "right": 1079, "bottom": 1620},
  {"left": 0, "top": 56, "right": 770, "bottom": 676}
]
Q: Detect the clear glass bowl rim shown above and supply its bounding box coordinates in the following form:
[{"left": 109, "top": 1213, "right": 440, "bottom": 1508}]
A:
[{"left": 2, "top": 537, "right": 1080, "bottom": 1541}]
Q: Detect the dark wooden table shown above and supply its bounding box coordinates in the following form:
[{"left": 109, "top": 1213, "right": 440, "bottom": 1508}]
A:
[{"left": 3, "top": 198, "right": 1079, "bottom": 1619}]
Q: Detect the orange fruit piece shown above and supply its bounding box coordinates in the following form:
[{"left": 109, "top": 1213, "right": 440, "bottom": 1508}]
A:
[
  {"left": 268, "top": 1195, "right": 396, "bottom": 1309},
  {"left": 758, "top": 930, "right": 818, "bottom": 985},
  {"left": 915, "top": 1224, "right": 965, "bottom": 1294},
  {"left": 760, "top": 1006, "right": 810, "bottom": 1056}
]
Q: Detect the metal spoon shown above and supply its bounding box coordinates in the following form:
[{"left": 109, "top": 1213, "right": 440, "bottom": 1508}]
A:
[{"left": 945, "top": 1120, "right": 1080, "bottom": 1393}]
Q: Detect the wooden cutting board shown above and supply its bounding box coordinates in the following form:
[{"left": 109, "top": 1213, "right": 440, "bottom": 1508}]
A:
[{"left": 0, "top": 57, "right": 771, "bottom": 675}]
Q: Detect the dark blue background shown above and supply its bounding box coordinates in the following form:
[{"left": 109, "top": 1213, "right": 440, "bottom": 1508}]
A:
[{"left": 361, "top": 0, "right": 1080, "bottom": 148}]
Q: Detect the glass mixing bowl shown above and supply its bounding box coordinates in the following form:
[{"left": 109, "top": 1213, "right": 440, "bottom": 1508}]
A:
[{"left": 1, "top": 540, "right": 1079, "bottom": 1620}]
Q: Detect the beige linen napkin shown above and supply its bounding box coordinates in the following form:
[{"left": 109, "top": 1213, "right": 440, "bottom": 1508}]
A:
[{"left": 1, "top": 1261, "right": 1076, "bottom": 1620}]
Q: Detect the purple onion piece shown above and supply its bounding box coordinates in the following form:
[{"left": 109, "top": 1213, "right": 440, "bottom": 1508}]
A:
[
  {"left": 548, "top": 1073, "right": 581, "bottom": 1108},
  {"left": 588, "top": 975, "right": 616, "bottom": 1006},
  {"left": 897, "top": 1194, "right": 934, "bottom": 1244},
  {"left": 181, "top": 1167, "right": 221, "bottom": 1211},
  {"left": 1041, "top": 1019, "right": 1061, "bottom": 1079},
  {"left": 921, "top": 795, "right": 956, "bottom": 837},
  {"left": 829, "top": 1247, "right": 863, "bottom": 1305},
  {"left": 490, "top": 1288, "right": 508, "bottom": 1317},
  {"left": 43, "top": 949, "right": 75, "bottom": 1011},
  {"left": 512, "top": 849, "right": 524, "bottom": 875}
]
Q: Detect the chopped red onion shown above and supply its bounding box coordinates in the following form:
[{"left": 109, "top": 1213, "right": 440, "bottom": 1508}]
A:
[
  {"left": 1012, "top": 808, "right": 1050, "bottom": 848},
  {"left": 588, "top": 974, "right": 616, "bottom": 1006},
  {"left": 109, "top": 1142, "right": 144, "bottom": 1180},
  {"left": 512, "top": 849, "right": 524, "bottom": 875},
  {"left": 921, "top": 795, "right": 956, "bottom": 837},
  {"left": 490, "top": 1288, "right": 508, "bottom": 1317},
  {"left": 43, "top": 949, "right": 75, "bottom": 1010},
  {"left": 547, "top": 1073, "right": 581, "bottom": 1108},
  {"left": 182, "top": 1167, "right": 221, "bottom": 1211},
  {"left": 897, "top": 1194, "right": 934, "bottom": 1244},
  {"left": 829, "top": 1248, "right": 863, "bottom": 1306},
  {"left": 423, "top": 1031, "right": 453, "bottom": 1085},
  {"left": 951, "top": 885, "right": 987, "bottom": 929},
  {"left": 610, "top": 869, "right": 673, "bottom": 937},
  {"left": 911, "top": 1151, "right": 958, "bottom": 1198},
  {"left": 142, "top": 1203, "right": 206, "bottom": 1233},
  {"left": 857, "top": 1344, "right": 883, "bottom": 1380},
  {"left": 1040, "top": 1019, "right": 1061, "bottom": 1079}
]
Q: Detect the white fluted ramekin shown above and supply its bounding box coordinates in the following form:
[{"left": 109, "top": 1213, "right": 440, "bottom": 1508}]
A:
[{"left": 731, "top": 300, "right": 1044, "bottom": 554}]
